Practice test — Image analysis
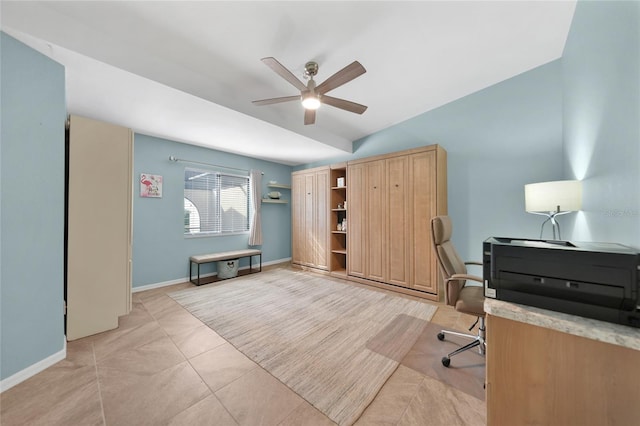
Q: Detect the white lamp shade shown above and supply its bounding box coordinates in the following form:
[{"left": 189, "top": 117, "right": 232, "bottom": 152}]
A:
[{"left": 525, "top": 180, "right": 582, "bottom": 213}]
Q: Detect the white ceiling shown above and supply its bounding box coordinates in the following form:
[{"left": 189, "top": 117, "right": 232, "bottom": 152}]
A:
[{"left": 1, "top": 1, "right": 576, "bottom": 166}]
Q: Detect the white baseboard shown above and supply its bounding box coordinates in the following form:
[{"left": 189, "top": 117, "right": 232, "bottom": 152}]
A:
[
  {"left": 132, "top": 257, "right": 292, "bottom": 293},
  {"left": 0, "top": 337, "right": 67, "bottom": 394}
]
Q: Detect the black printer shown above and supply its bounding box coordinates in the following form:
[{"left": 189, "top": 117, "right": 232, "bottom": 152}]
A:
[{"left": 483, "top": 237, "right": 640, "bottom": 328}]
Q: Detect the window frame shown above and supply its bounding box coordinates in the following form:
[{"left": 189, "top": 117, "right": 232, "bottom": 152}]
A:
[{"left": 183, "top": 167, "right": 252, "bottom": 238}]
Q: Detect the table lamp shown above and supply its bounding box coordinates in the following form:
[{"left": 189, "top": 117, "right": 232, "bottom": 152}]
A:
[{"left": 525, "top": 180, "right": 582, "bottom": 240}]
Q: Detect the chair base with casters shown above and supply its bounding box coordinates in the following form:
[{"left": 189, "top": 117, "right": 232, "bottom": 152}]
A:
[{"left": 437, "top": 316, "right": 486, "bottom": 367}]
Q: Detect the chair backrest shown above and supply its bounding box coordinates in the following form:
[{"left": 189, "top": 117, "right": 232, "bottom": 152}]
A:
[{"left": 431, "top": 215, "right": 467, "bottom": 306}]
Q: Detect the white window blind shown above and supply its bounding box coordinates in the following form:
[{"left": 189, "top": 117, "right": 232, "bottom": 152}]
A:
[{"left": 184, "top": 167, "right": 250, "bottom": 236}]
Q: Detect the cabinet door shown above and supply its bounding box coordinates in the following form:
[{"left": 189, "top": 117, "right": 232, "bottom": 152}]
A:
[
  {"left": 365, "top": 160, "right": 387, "bottom": 282},
  {"left": 291, "top": 173, "right": 305, "bottom": 265},
  {"left": 409, "top": 151, "right": 437, "bottom": 293},
  {"left": 347, "top": 163, "right": 366, "bottom": 278},
  {"left": 387, "top": 156, "right": 409, "bottom": 287},
  {"left": 314, "top": 168, "right": 329, "bottom": 270},
  {"left": 67, "top": 115, "right": 132, "bottom": 340},
  {"left": 303, "top": 174, "right": 315, "bottom": 266}
]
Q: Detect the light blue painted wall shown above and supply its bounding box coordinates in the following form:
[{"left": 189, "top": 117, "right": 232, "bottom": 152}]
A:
[
  {"left": 133, "top": 134, "right": 293, "bottom": 287},
  {"left": 297, "top": 61, "right": 564, "bottom": 260},
  {"left": 0, "top": 33, "right": 66, "bottom": 380},
  {"left": 563, "top": 0, "right": 640, "bottom": 249}
]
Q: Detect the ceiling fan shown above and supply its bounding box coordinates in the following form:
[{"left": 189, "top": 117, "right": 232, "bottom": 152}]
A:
[{"left": 252, "top": 57, "right": 367, "bottom": 125}]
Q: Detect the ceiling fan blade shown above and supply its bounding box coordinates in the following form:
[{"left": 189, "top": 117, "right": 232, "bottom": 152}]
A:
[
  {"left": 304, "top": 108, "right": 316, "bottom": 125},
  {"left": 321, "top": 95, "right": 368, "bottom": 114},
  {"left": 261, "top": 57, "right": 308, "bottom": 92},
  {"left": 315, "top": 61, "right": 366, "bottom": 95},
  {"left": 252, "top": 95, "right": 300, "bottom": 106}
]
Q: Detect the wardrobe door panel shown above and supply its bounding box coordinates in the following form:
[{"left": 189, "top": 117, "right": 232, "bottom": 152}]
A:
[
  {"left": 365, "top": 160, "right": 386, "bottom": 282},
  {"left": 314, "top": 169, "right": 329, "bottom": 270},
  {"left": 347, "top": 163, "right": 366, "bottom": 278},
  {"left": 387, "top": 156, "right": 410, "bottom": 287},
  {"left": 303, "top": 174, "right": 315, "bottom": 266},
  {"left": 291, "top": 173, "right": 305, "bottom": 265},
  {"left": 409, "top": 151, "right": 438, "bottom": 293}
]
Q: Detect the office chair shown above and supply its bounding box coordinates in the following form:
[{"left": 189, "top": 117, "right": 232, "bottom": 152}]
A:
[{"left": 430, "top": 215, "right": 486, "bottom": 367}]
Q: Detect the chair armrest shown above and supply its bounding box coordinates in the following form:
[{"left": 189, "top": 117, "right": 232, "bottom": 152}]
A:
[
  {"left": 446, "top": 273, "right": 483, "bottom": 284},
  {"left": 464, "top": 261, "right": 483, "bottom": 266}
]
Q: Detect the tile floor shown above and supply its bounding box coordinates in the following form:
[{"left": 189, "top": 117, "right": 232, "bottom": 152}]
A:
[{"left": 0, "top": 265, "right": 486, "bottom": 426}]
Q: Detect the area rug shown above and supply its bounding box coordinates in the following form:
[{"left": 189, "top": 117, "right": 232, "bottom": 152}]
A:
[{"left": 169, "top": 268, "right": 437, "bottom": 426}]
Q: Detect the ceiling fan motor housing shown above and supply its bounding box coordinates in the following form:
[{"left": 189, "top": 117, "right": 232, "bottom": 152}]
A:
[{"left": 304, "top": 61, "right": 319, "bottom": 78}]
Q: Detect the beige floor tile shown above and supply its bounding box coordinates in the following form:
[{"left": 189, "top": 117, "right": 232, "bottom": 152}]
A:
[
  {"left": 278, "top": 400, "right": 336, "bottom": 426},
  {"left": 172, "top": 324, "right": 227, "bottom": 359},
  {"left": 98, "top": 334, "right": 185, "bottom": 375},
  {"left": 167, "top": 394, "right": 238, "bottom": 426},
  {"left": 355, "top": 365, "right": 425, "bottom": 426},
  {"left": 189, "top": 343, "right": 258, "bottom": 392},
  {"left": 396, "top": 375, "right": 486, "bottom": 426},
  {"left": 142, "top": 293, "right": 184, "bottom": 319},
  {"left": 156, "top": 306, "right": 205, "bottom": 338},
  {"left": 116, "top": 300, "right": 155, "bottom": 330},
  {"left": 99, "top": 361, "right": 210, "bottom": 426},
  {"left": 0, "top": 364, "right": 103, "bottom": 426},
  {"left": 215, "top": 367, "right": 305, "bottom": 426},
  {"left": 62, "top": 338, "right": 96, "bottom": 367},
  {"left": 92, "top": 320, "right": 167, "bottom": 362}
]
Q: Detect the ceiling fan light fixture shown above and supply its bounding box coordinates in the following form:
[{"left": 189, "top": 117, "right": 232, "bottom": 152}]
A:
[
  {"left": 301, "top": 93, "right": 321, "bottom": 110},
  {"left": 253, "top": 57, "right": 367, "bottom": 124}
]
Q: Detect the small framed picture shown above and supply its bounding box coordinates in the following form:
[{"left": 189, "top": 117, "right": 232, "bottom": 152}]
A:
[
  {"left": 337, "top": 177, "right": 345, "bottom": 187},
  {"left": 140, "top": 173, "right": 163, "bottom": 198}
]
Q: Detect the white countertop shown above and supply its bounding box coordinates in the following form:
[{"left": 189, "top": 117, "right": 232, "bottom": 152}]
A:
[{"left": 485, "top": 298, "right": 640, "bottom": 351}]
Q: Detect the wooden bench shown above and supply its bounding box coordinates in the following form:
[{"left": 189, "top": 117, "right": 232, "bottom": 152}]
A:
[{"left": 189, "top": 249, "right": 262, "bottom": 286}]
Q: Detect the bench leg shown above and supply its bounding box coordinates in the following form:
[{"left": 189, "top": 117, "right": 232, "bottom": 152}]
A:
[
  {"left": 189, "top": 261, "right": 204, "bottom": 286},
  {"left": 247, "top": 255, "right": 262, "bottom": 274}
]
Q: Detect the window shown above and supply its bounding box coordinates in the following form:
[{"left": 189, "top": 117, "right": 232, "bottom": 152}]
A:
[{"left": 184, "top": 167, "right": 251, "bottom": 236}]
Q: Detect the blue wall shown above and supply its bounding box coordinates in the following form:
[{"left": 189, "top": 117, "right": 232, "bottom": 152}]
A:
[
  {"left": 298, "top": 60, "right": 565, "bottom": 260},
  {"left": 1, "top": 33, "right": 66, "bottom": 380},
  {"left": 563, "top": 0, "right": 640, "bottom": 249},
  {"left": 133, "top": 134, "right": 293, "bottom": 288}
]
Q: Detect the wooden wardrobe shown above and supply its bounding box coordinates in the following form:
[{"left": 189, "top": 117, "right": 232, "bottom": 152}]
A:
[{"left": 291, "top": 145, "right": 447, "bottom": 301}]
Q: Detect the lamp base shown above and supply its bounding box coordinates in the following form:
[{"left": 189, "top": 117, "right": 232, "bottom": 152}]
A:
[{"left": 533, "top": 211, "right": 571, "bottom": 240}]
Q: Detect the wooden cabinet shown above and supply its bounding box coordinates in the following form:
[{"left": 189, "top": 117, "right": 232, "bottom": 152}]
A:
[
  {"left": 486, "top": 313, "right": 640, "bottom": 426},
  {"left": 347, "top": 145, "right": 447, "bottom": 300},
  {"left": 291, "top": 166, "right": 329, "bottom": 270},
  {"left": 292, "top": 145, "right": 447, "bottom": 300},
  {"left": 67, "top": 115, "right": 132, "bottom": 340}
]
